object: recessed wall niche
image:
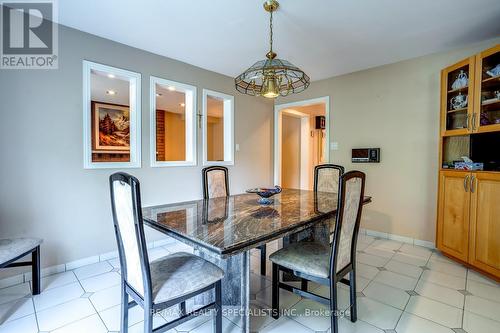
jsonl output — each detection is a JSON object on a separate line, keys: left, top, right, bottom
{"left": 83, "top": 61, "right": 141, "bottom": 169}
{"left": 149, "top": 76, "right": 197, "bottom": 167}
{"left": 202, "top": 89, "right": 234, "bottom": 166}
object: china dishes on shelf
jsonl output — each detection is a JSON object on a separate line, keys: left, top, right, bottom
{"left": 482, "top": 98, "right": 499, "bottom": 105}
{"left": 486, "top": 64, "right": 500, "bottom": 78}
{"left": 450, "top": 92, "right": 468, "bottom": 110}
{"left": 451, "top": 70, "right": 469, "bottom": 90}
{"left": 480, "top": 113, "right": 500, "bottom": 126}
{"left": 481, "top": 91, "right": 500, "bottom": 106}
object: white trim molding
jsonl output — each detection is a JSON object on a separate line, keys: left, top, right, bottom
{"left": 202, "top": 89, "right": 235, "bottom": 166}
{"left": 149, "top": 76, "right": 197, "bottom": 167}
{"left": 82, "top": 60, "right": 142, "bottom": 169}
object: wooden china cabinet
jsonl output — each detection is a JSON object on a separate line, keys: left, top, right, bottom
{"left": 437, "top": 44, "right": 500, "bottom": 280}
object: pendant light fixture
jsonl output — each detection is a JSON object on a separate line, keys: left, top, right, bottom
{"left": 234, "top": 0, "right": 310, "bottom": 98}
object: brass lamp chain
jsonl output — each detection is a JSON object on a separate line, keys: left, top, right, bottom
{"left": 269, "top": 9, "right": 273, "bottom": 56}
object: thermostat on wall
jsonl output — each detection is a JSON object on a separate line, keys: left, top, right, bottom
{"left": 352, "top": 148, "right": 380, "bottom": 163}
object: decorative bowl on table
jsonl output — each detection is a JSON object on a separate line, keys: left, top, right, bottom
{"left": 246, "top": 186, "right": 282, "bottom": 205}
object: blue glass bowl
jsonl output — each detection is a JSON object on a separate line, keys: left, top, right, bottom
{"left": 246, "top": 186, "right": 282, "bottom": 205}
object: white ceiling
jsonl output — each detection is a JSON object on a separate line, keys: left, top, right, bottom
{"left": 60, "top": 0, "right": 500, "bottom": 81}
{"left": 91, "top": 70, "right": 130, "bottom": 105}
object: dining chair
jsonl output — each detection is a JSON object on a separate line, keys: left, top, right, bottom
{"left": 110, "top": 172, "right": 224, "bottom": 333}
{"left": 0, "top": 238, "right": 42, "bottom": 295}
{"left": 314, "top": 164, "right": 345, "bottom": 193}
{"left": 269, "top": 171, "right": 366, "bottom": 333}
{"left": 202, "top": 166, "right": 268, "bottom": 276}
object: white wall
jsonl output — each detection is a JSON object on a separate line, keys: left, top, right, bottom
{"left": 0, "top": 24, "right": 274, "bottom": 276}
{"left": 277, "top": 38, "right": 500, "bottom": 242}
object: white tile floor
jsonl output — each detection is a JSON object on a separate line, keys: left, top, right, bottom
{"left": 0, "top": 235, "right": 499, "bottom": 333}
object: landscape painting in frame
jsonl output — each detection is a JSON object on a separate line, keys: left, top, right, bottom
{"left": 93, "top": 102, "right": 130, "bottom": 152}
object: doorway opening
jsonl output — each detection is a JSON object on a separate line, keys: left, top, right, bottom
{"left": 274, "top": 97, "right": 330, "bottom": 189}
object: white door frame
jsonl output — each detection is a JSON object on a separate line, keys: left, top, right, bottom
{"left": 274, "top": 96, "right": 330, "bottom": 186}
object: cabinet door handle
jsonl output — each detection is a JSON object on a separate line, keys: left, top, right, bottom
{"left": 464, "top": 175, "right": 470, "bottom": 192}
{"left": 472, "top": 113, "right": 477, "bottom": 131}
{"left": 466, "top": 114, "right": 471, "bottom": 131}
{"left": 470, "top": 175, "right": 476, "bottom": 193}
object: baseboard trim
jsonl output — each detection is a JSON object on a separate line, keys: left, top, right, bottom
{"left": 0, "top": 236, "right": 177, "bottom": 289}
{"left": 360, "top": 228, "right": 435, "bottom": 249}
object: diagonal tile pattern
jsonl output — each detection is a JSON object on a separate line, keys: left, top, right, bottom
{"left": 0, "top": 236, "right": 499, "bottom": 332}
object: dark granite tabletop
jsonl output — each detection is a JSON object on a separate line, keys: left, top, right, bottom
{"left": 143, "top": 189, "right": 372, "bottom": 256}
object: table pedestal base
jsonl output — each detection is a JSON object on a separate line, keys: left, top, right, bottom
{"left": 188, "top": 217, "right": 330, "bottom": 332}
{"left": 193, "top": 247, "right": 250, "bottom": 332}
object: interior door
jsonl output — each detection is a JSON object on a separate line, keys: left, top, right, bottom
{"left": 468, "top": 172, "right": 500, "bottom": 278}
{"left": 437, "top": 170, "right": 471, "bottom": 262}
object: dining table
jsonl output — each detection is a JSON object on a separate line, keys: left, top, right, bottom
{"left": 142, "top": 188, "right": 372, "bottom": 332}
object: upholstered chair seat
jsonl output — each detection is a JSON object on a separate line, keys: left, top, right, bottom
{"left": 0, "top": 238, "right": 42, "bottom": 264}
{"left": 150, "top": 252, "right": 224, "bottom": 303}
{"left": 269, "top": 241, "right": 330, "bottom": 278}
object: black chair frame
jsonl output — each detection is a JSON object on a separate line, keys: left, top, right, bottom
{"left": 202, "top": 166, "right": 267, "bottom": 276}
{"left": 110, "top": 172, "right": 222, "bottom": 333}
{"left": 0, "top": 246, "right": 40, "bottom": 295}
{"left": 272, "top": 171, "right": 366, "bottom": 333}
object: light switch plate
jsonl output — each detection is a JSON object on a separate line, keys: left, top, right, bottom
{"left": 235, "top": 144, "right": 240, "bottom": 152}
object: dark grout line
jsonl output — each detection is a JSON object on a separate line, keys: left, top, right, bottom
{"left": 29, "top": 284, "right": 41, "bottom": 333}
{"left": 461, "top": 269, "right": 468, "bottom": 329}
{"left": 74, "top": 275, "right": 109, "bottom": 332}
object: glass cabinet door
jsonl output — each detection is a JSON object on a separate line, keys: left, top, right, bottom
{"left": 474, "top": 44, "right": 500, "bottom": 133}
{"left": 441, "top": 57, "right": 475, "bottom": 135}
